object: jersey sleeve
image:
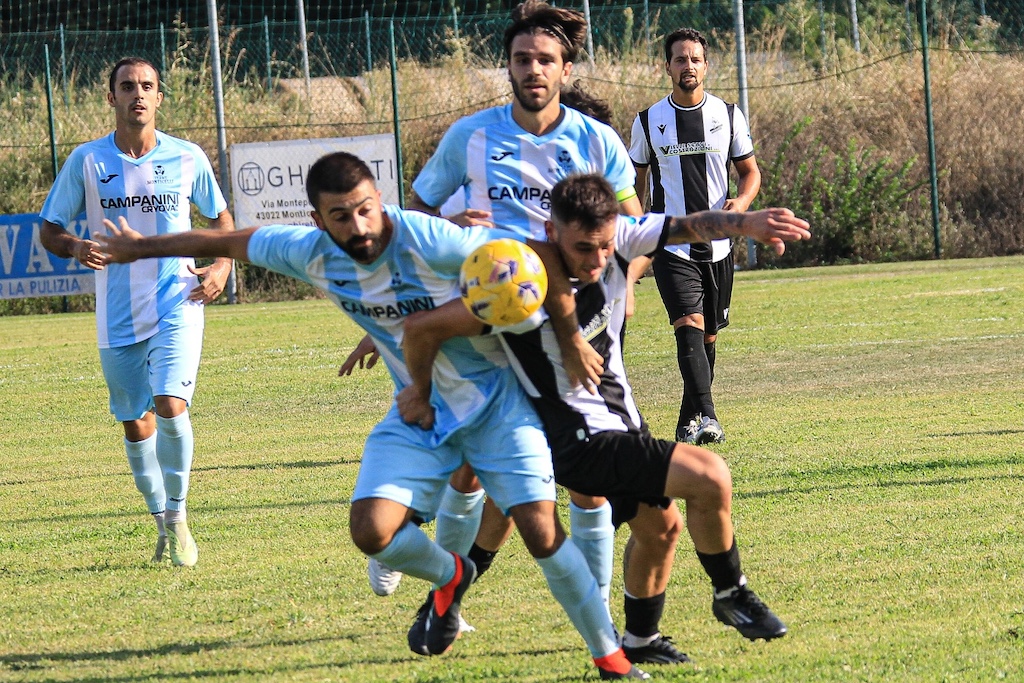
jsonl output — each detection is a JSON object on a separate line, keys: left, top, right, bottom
{"left": 40, "top": 147, "right": 87, "bottom": 227}
{"left": 599, "top": 126, "right": 637, "bottom": 202}
{"left": 411, "top": 123, "right": 471, "bottom": 210}
{"left": 731, "top": 107, "right": 755, "bottom": 162}
{"left": 628, "top": 113, "right": 650, "bottom": 167}
{"left": 187, "top": 144, "right": 228, "bottom": 219}
{"left": 246, "top": 224, "right": 322, "bottom": 285}
{"left": 392, "top": 207, "right": 522, "bottom": 275}
{"left": 616, "top": 214, "right": 668, "bottom": 261}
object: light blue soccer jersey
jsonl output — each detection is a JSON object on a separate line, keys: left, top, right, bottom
{"left": 412, "top": 104, "right": 636, "bottom": 241}
{"left": 246, "top": 206, "right": 523, "bottom": 442}
{"left": 41, "top": 131, "right": 226, "bottom": 348}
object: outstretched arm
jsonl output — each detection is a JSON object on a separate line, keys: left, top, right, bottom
{"left": 665, "top": 208, "right": 810, "bottom": 256}
{"left": 187, "top": 209, "right": 237, "bottom": 304}
{"left": 96, "top": 216, "right": 256, "bottom": 263}
{"left": 399, "top": 300, "right": 486, "bottom": 429}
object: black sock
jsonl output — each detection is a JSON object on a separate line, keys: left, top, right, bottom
{"left": 696, "top": 538, "right": 743, "bottom": 593}
{"left": 704, "top": 340, "right": 717, "bottom": 385}
{"left": 674, "top": 325, "right": 716, "bottom": 431}
{"left": 468, "top": 543, "right": 498, "bottom": 581}
{"left": 624, "top": 592, "right": 666, "bottom": 639}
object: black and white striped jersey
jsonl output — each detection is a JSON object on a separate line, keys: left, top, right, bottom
{"left": 498, "top": 214, "right": 669, "bottom": 452}
{"left": 629, "top": 93, "right": 753, "bottom": 263}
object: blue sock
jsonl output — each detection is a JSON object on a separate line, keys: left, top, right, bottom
{"left": 536, "top": 540, "right": 620, "bottom": 658}
{"left": 155, "top": 412, "right": 194, "bottom": 514}
{"left": 372, "top": 522, "right": 456, "bottom": 587}
{"left": 124, "top": 434, "right": 164, "bottom": 513}
{"left": 570, "top": 501, "right": 615, "bottom": 610}
{"left": 434, "top": 485, "right": 485, "bottom": 555}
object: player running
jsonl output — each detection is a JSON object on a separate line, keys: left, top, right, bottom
{"left": 95, "top": 152, "right": 650, "bottom": 680}
{"left": 39, "top": 57, "right": 235, "bottom": 567}
{"left": 399, "top": 174, "right": 810, "bottom": 661}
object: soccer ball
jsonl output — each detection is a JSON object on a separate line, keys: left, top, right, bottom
{"left": 459, "top": 238, "right": 548, "bottom": 326}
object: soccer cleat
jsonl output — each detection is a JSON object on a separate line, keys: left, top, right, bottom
{"left": 368, "top": 557, "right": 404, "bottom": 596}
{"left": 407, "top": 591, "right": 433, "bottom": 656}
{"left": 595, "top": 649, "right": 652, "bottom": 680}
{"left": 166, "top": 520, "right": 198, "bottom": 567}
{"left": 623, "top": 635, "right": 691, "bottom": 664}
{"left": 151, "top": 535, "right": 168, "bottom": 563}
{"left": 676, "top": 416, "right": 701, "bottom": 443}
{"left": 712, "top": 585, "right": 787, "bottom": 641}
{"left": 424, "top": 554, "right": 477, "bottom": 655}
{"left": 408, "top": 589, "right": 476, "bottom": 657}
{"left": 680, "top": 415, "right": 725, "bottom": 445}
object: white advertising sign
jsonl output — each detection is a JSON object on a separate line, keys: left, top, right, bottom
{"left": 229, "top": 135, "right": 399, "bottom": 228}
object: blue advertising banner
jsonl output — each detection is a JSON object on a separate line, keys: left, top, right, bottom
{"left": 0, "top": 213, "right": 95, "bottom": 300}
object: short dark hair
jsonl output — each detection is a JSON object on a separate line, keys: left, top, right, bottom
{"left": 550, "top": 174, "right": 619, "bottom": 233}
{"left": 108, "top": 57, "right": 160, "bottom": 94}
{"left": 503, "top": 0, "right": 587, "bottom": 64}
{"left": 306, "top": 152, "right": 376, "bottom": 209}
{"left": 664, "top": 27, "right": 708, "bottom": 63}
{"left": 560, "top": 81, "right": 613, "bottom": 125}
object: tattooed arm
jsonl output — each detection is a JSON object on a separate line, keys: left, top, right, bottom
{"left": 664, "top": 208, "right": 810, "bottom": 256}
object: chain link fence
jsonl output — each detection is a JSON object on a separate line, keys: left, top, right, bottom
{"left": 2, "top": 0, "right": 1021, "bottom": 276}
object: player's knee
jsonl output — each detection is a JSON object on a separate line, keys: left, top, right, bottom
{"left": 631, "top": 506, "right": 683, "bottom": 552}
{"left": 509, "top": 502, "right": 564, "bottom": 558}
{"left": 349, "top": 502, "right": 395, "bottom": 555}
{"left": 698, "top": 455, "right": 733, "bottom": 508}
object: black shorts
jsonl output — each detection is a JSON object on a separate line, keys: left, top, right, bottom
{"left": 652, "top": 250, "right": 734, "bottom": 333}
{"left": 552, "top": 430, "right": 674, "bottom": 527}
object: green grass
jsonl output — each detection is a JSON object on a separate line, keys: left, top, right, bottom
{"left": 2, "top": 258, "right": 1023, "bottom": 682}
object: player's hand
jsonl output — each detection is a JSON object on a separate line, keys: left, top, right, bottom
{"left": 187, "top": 261, "right": 230, "bottom": 304}
{"left": 444, "top": 208, "right": 494, "bottom": 228}
{"left": 95, "top": 216, "right": 143, "bottom": 264}
{"left": 559, "top": 332, "right": 603, "bottom": 395}
{"left": 396, "top": 385, "right": 435, "bottom": 430}
{"left": 747, "top": 208, "right": 811, "bottom": 256}
{"left": 339, "top": 335, "right": 380, "bottom": 375}
{"left": 72, "top": 238, "right": 107, "bottom": 271}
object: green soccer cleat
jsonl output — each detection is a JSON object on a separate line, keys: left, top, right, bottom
{"left": 166, "top": 520, "right": 199, "bottom": 567}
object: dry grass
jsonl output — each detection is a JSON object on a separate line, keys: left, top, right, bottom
{"left": 3, "top": 46, "right": 1022, "bottom": 257}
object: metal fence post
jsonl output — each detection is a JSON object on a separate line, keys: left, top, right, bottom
{"left": 389, "top": 21, "right": 405, "bottom": 207}
{"left": 160, "top": 23, "right": 167, "bottom": 77}
{"left": 850, "top": 0, "right": 862, "bottom": 52}
{"left": 59, "top": 24, "right": 68, "bottom": 107}
{"left": 583, "top": 0, "right": 595, "bottom": 64}
{"left": 919, "top": 0, "right": 941, "bottom": 257}
{"left": 365, "top": 11, "right": 372, "bottom": 73}
{"left": 264, "top": 16, "right": 272, "bottom": 92}
{"left": 296, "top": 0, "right": 311, "bottom": 100}
{"left": 44, "top": 45, "right": 59, "bottom": 180}
{"left": 732, "top": 0, "right": 757, "bottom": 268}
{"left": 206, "top": 0, "right": 236, "bottom": 302}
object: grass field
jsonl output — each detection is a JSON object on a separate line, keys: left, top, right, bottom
{"left": 2, "top": 257, "right": 1022, "bottom": 682}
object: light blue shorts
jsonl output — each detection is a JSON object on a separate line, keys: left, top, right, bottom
{"left": 352, "top": 382, "right": 555, "bottom": 521}
{"left": 98, "top": 324, "right": 204, "bottom": 421}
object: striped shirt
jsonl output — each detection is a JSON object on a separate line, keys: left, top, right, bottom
{"left": 41, "top": 131, "right": 226, "bottom": 348}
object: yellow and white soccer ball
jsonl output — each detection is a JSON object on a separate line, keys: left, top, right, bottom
{"left": 459, "top": 238, "right": 548, "bottom": 326}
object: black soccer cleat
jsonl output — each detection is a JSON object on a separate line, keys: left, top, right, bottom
{"left": 623, "top": 635, "right": 691, "bottom": 664}
{"left": 424, "top": 554, "right": 477, "bottom": 655}
{"left": 712, "top": 585, "right": 787, "bottom": 641}
{"left": 407, "top": 590, "right": 433, "bottom": 656}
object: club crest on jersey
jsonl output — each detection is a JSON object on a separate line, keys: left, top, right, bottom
{"left": 709, "top": 118, "right": 724, "bottom": 134}
{"left": 149, "top": 164, "right": 175, "bottom": 185}
{"left": 391, "top": 272, "right": 403, "bottom": 288}
{"left": 555, "top": 149, "right": 574, "bottom": 174}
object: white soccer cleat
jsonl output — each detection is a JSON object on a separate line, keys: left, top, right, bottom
{"left": 368, "top": 557, "right": 403, "bottom": 596}
{"left": 458, "top": 613, "right": 476, "bottom": 634}
{"left": 166, "top": 520, "right": 198, "bottom": 567}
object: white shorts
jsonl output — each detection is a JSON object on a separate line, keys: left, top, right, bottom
{"left": 352, "top": 380, "right": 555, "bottom": 520}
{"left": 99, "top": 323, "right": 204, "bottom": 421}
